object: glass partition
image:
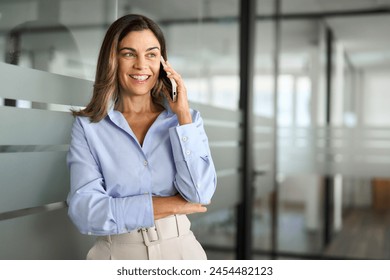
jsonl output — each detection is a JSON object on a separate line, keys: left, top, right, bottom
{"left": 255, "top": 0, "right": 390, "bottom": 259}
{"left": 0, "top": 0, "right": 117, "bottom": 81}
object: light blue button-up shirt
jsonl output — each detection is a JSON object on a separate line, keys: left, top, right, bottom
{"left": 66, "top": 107, "right": 217, "bottom": 236}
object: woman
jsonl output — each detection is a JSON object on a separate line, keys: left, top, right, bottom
{"left": 66, "top": 14, "right": 217, "bottom": 260}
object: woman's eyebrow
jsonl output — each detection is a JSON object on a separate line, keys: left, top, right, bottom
{"left": 146, "top": 46, "right": 160, "bottom": 52}
{"left": 118, "top": 46, "right": 160, "bottom": 52}
{"left": 118, "top": 47, "right": 136, "bottom": 52}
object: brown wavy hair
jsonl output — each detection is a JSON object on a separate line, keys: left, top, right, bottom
{"left": 73, "top": 14, "right": 169, "bottom": 122}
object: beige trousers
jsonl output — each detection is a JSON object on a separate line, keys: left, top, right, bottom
{"left": 86, "top": 214, "right": 207, "bottom": 260}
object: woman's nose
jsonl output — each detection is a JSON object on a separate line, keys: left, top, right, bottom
{"left": 133, "top": 56, "right": 147, "bottom": 69}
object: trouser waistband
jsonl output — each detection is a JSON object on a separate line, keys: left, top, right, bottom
{"left": 101, "top": 214, "right": 191, "bottom": 247}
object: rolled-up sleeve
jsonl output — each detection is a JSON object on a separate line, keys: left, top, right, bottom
{"left": 169, "top": 111, "right": 217, "bottom": 204}
{"left": 66, "top": 118, "right": 154, "bottom": 235}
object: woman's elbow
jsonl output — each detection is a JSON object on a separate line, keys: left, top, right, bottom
{"left": 182, "top": 175, "right": 216, "bottom": 205}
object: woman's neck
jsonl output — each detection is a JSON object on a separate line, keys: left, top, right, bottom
{"left": 117, "top": 94, "right": 163, "bottom": 115}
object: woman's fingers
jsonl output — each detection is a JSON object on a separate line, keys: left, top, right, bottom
{"left": 163, "top": 61, "right": 184, "bottom": 88}
{"left": 184, "top": 202, "right": 207, "bottom": 214}
{"left": 161, "top": 61, "right": 191, "bottom": 124}
{"left": 174, "top": 194, "right": 207, "bottom": 214}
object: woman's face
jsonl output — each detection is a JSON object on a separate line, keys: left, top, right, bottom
{"left": 117, "top": 29, "right": 161, "bottom": 98}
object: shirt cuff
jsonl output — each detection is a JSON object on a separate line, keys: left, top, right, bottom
{"left": 116, "top": 193, "right": 154, "bottom": 233}
{"left": 169, "top": 122, "right": 208, "bottom": 162}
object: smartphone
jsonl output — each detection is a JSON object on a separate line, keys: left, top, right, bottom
{"left": 160, "top": 56, "right": 177, "bottom": 102}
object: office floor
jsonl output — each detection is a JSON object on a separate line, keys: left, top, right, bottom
{"left": 194, "top": 206, "right": 390, "bottom": 260}
{"left": 324, "top": 208, "right": 390, "bottom": 259}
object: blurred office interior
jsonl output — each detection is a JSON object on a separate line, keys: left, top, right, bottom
{"left": 1, "top": 0, "right": 390, "bottom": 260}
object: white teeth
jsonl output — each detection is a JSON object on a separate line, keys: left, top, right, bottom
{"left": 130, "top": 75, "right": 149, "bottom": 81}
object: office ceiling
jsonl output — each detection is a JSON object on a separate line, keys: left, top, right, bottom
{"left": 125, "top": 0, "right": 390, "bottom": 71}
{"left": 280, "top": 0, "right": 390, "bottom": 14}
{"left": 326, "top": 15, "right": 390, "bottom": 70}
{"left": 279, "top": 0, "right": 390, "bottom": 70}
{"left": 1, "top": 0, "right": 390, "bottom": 72}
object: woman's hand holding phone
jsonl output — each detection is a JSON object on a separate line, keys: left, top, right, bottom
{"left": 160, "top": 56, "right": 177, "bottom": 102}
{"left": 160, "top": 57, "right": 192, "bottom": 125}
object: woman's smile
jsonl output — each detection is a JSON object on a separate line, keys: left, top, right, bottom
{"left": 128, "top": 74, "right": 151, "bottom": 83}
{"left": 129, "top": 74, "right": 150, "bottom": 81}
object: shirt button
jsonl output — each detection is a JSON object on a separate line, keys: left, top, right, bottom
{"left": 143, "top": 160, "right": 148, "bottom": 166}
{"left": 182, "top": 136, "right": 188, "bottom": 142}
{"left": 185, "top": 150, "right": 191, "bottom": 155}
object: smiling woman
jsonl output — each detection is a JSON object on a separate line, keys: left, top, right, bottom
{"left": 66, "top": 14, "right": 217, "bottom": 260}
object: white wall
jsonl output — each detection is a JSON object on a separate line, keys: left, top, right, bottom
{"left": 362, "top": 68, "right": 390, "bottom": 127}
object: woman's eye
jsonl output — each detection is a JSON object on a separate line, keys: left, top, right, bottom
{"left": 147, "top": 53, "right": 157, "bottom": 58}
{"left": 123, "top": 52, "right": 135, "bottom": 57}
